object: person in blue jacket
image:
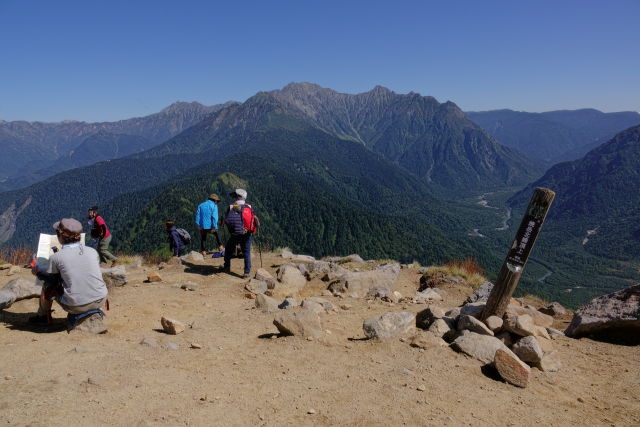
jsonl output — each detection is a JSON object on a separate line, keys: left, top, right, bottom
{"left": 165, "top": 220, "right": 186, "bottom": 257}
{"left": 195, "top": 194, "right": 222, "bottom": 256}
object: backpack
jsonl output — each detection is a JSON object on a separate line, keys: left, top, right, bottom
{"left": 226, "top": 204, "right": 257, "bottom": 235}
{"left": 175, "top": 228, "right": 191, "bottom": 245}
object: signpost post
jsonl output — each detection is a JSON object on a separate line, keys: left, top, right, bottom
{"left": 480, "top": 187, "right": 556, "bottom": 321}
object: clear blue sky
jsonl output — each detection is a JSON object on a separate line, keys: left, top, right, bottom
{"left": 1, "top": 0, "right": 638, "bottom": 122}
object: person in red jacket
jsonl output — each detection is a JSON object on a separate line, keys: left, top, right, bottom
{"left": 88, "top": 206, "right": 117, "bottom": 267}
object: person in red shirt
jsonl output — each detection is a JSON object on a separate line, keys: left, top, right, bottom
{"left": 88, "top": 206, "right": 117, "bottom": 267}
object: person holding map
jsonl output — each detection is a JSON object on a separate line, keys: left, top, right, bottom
{"left": 29, "top": 218, "right": 108, "bottom": 332}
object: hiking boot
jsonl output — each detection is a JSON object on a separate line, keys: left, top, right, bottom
{"left": 242, "top": 273, "right": 250, "bottom": 279}
{"left": 28, "top": 315, "right": 48, "bottom": 324}
{"left": 201, "top": 251, "right": 207, "bottom": 257}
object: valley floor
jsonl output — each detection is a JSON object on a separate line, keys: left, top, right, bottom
{"left": 0, "top": 253, "right": 639, "bottom": 426}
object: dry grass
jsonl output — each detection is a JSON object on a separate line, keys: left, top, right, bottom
{"left": 0, "top": 247, "right": 33, "bottom": 266}
{"left": 141, "top": 252, "right": 170, "bottom": 265}
{"left": 424, "top": 257, "right": 487, "bottom": 289}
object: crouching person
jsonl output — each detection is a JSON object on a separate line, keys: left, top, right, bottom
{"left": 29, "top": 218, "right": 108, "bottom": 334}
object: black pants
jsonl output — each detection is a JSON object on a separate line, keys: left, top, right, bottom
{"left": 223, "top": 234, "right": 252, "bottom": 275}
{"left": 199, "top": 229, "right": 222, "bottom": 252}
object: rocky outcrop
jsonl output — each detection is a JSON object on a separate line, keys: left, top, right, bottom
{"left": 565, "top": 284, "right": 640, "bottom": 343}
{"left": 0, "top": 277, "right": 42, "bottom": 310}
{"left": 328, "top": 263, "right": 400, "bottom": 298}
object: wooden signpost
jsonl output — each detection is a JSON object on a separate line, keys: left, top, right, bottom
{"left": 480, "top": 187, "right": 556, "bottom": 321}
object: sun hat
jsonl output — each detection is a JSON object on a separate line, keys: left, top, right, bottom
{"left": 53, "top": 218, "right": 83, "bottom": 235}
{"left": 208, "top": 193, "right": 221, "bottom": 202}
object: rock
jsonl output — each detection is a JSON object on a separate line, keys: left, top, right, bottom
{"left": 494, "top": 349, "right": 530, "bottom": 388}
{"left": 459, "top": 302, "right": 485, "bottom": 319}
{"left": 495, "top": 331, "right": 514, "bottom": 347}
{"left": 255, "top": 294, "right": 280, "bottom": 313}
{"left": 160, "top": 317, "right": 185, "bottom": 335}
{"left": 511, "top": 336, "right": 543, "bottom": 364}
{"left": 87, "top": 375, "right": 107, "bottom": 386}
{"left": 536, "top": 350, "right": 562, "bottom": 372}
{"left": 278, "top": 297, "right": 298, "bottom": 310}
{"left": 0, "top": 263, "right": 11, "bottom": 270}
{"left": 276, "top": 264, "right": 307, "bottom": 289}
{"left": 165, "top": 257, "right": 181, "bottom": 266}
{"left": 546, "top": 327, "right": 565, "bottom": 338}
{"left": 190, "top": 343, "right": 202, "bottom": 349}
{"left": 539, "top": 302, "right": 567, "bottom": 317}
{"left": 428, "top": 318, "right": 455, "bottom": 341}
{"left": 513, "top": 305, "right": 554, "bottom": 328}
{"left": 502, "top": 312, "right": 537, "bottom": 337}
{"left": 101, "top": 265, "right": 128, "bottom": 288}
{"left": 410, "top": 331, "right": 446, "bottom": 349}
{"left": 484, "top": 316, "right": 503, "bottom": 332}
{"left": 445, "top": 307, "right": 461, "bottom": 319}
{"left": 328, "top": 266, "right": 399, "bottom": 298}
{"left": 291, "top": 254, "right": 316, "bottom": 263}
{"left": 280, "top": 248, "right": 294, "bottom": 259}
{"left": 307, "top": 409, "right": 316, "bottom": 415}
{"left": 535, "top": 336, "right": 555, "bottom": 353}
{"left": 416, "top": 306, "right": 446, "bottom": 329}
{"left": 7, "top": 265, "right": 22, "bottom": 275}
{"left": 450, "top": 330, "right": 509, "bottom": 364}
{"left": 255, "top": 268, "right": 277, "bottom": 287}
{"left": 245, "top": 279, "right": 268, "bottom": 294}
{"left": 564, "top": 284, "right": 640, "bottom": 343}
{"left": 72, "top": 346, "right": 88, "bottom": 353}
{"left": 181, "top": 251, "right": 204, "bottom": 262}
{"left": 413, "top": 288, "right": 443, "bottom": 303}
{"left": 367, "top": 285, "right": 392, "bottom": 301}
{"left": 0, "top": 277, "right": 42, "bottom": 310}
{"left": 304, "top": 261, "right": 331, "bottom": 280}
{"left": 296, "top": 263, "right": 309, "bottom": 278}
{"left": 180, "top": 282, "right": 199, "bottom": 291}
{"left": 301, "top": 297, "right": 335, "bottom": 313}
{"left": 363, "top": 312, "right": 415, "bottom": 339}
{"left": 534, "top": 325, "right": 551, "bottom": 340}
{"left": 147, "top": 272, "right": 162, "bottom": 283}
{"left": 458, "top": 315, "right": 494, "bottom": 336}
{"left": 273, "top": 310, "right": 322, "bottom": 338}
{"left": 466, "top": 281, "right": 494, "bottom": 304}
{"left": 71, "top": 313, "right": 107, "bottom": 334}
{"left": 164, "top": 342, "right": 179, "bottom": 351}
{"left": 344, "top": 254, "right": 364, "bottom": 263}
{"left": 417, "top": 384, "right": 426, "bottom": 391}
{"left": 140, "top": 337, "right": 160, "bottom": 348}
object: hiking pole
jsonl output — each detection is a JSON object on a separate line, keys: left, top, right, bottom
{"left": 254, "top": 233, "right": 263, "bottom": 269}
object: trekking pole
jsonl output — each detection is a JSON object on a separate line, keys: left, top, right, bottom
{"left": 254, "top": 233, "right": 263, "bottom": 269}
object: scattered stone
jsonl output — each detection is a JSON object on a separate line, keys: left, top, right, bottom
{"left": 459, "top": 302, "right": 485, "bottom": 319}
{"left": 140, "top": 337, "right": 160, "bottom": 348}
{"left": 301, "top": 297, "right": 335, "bottom": 313}
{"left": 72, "top": 313, "right": 107, "bottom": 334}
{"left": 535, "top": 336, "right": 555, "bottom": 353}
{"left": 180, "top": 282, "right": 199, "bottom": 291}
{"left": 410, "top": 331, "right": 446, "bottom": 349}
{"left": 273, "top": 310, "right": 323, "bottom": 338}
{"left": 190, "top": 343, "right": 202, "bottom": 349}
{"left": 245, "top": 279, "right": 267, "bottom": 294}
{"left": 363, "top": 312, "right": 415, "bottom": 339}
{"left": 4, "top": 375, "right": 14, "bottom": 380}
{"left": 416, "top": 306, "right": 446, "bottom": 329}
{"left": 494, "top": 349, "right": 530, "bottom": 388}
{"left": 466, "top": 281, "right": 494, "bottom": 304}
{"left": 484, "top": 316, "right": 503, "bottom": 332}
{"left": 0, "top": 277, "right": 42, "bottom": 310}
{"left": 181, "top": 251, "right": 205, "bottom": 262}
{"left": 511, "top": 336, "right": 544, "bottom": 364}
{"left": 536, "top": 350, "right": 562, "bottom": 372}
{"left": 147, "top": 271, "right": 162, "bottom": 283}
{"left": 513, "top": 305, "right": 554, "bottom": 328}
{"left": 450, "top": 330, "right": 509, "bottom": 364}
{"left": 161, "top": 317, "right": 185, "bottom": 335}
{"left": 502, "top": 312, "right": 537, "bottom": 337}
{"left": 255, "top": 294, "right": 280, "bottom": 313}
{"left": 417, "top": 384, "right": 426, "bottom": 391}
{"left": 428, "top": 318, "right": 455, "bottom": 341}
{"left": 307, "top": 409, "right": 316, "bottom": 415}
{"left": 564, "top": 284, "right": 640, "bottom": 344}
{"left": 280, "top": 248, "right": 294, "bottom": 259}
{"left": 413, "top": 288, "right": 443, "bottom": 303}
{"left": 101, "top": 265, "right": 128, "bottom": 288}
{"left": 255, "top": 268, "right": 277, "bottom": 289}
{"left": 495, "top": 331, "right": 514, "bottom": 347}
{"left": 278, "top": 297, "right": 298, "bottom": 310}
{"left": 276, "top": 264, "right": 307, "bottom": 289}
{"left": 539, "top": 302, "right": 567, "bottom": 317}
{"left": 458, "top": 315, "right": 494, "bottom": 336}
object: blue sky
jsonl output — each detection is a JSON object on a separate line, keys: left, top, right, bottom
{"left": 1, "top": 0, "right": 638, "bottom": 122}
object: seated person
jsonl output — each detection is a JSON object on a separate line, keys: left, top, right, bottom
{"left": 29, "top": 218, "right": 108, "bottom": 331}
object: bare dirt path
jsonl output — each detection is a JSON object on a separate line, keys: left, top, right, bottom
{"left": 1, "top": 253, "right": 639, "bottom": 426}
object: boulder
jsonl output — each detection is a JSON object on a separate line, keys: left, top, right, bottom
{"left": 160, "top": 317, "right": 185, "bottom": 335}
{"left": 245, "top": 279, "right": 268, "bottom": 295}
{"left": 410, "top": 331, "right": 446, "bottom": 349}
{"left": 494, "top": 349, "right": 530, "bottom": 388}
{"left": 428, "top": 318, "right": 455, "bottom": 341}
{"left": 458, "top": 315, "right": 494, "bottom": 336}
{"left": 495, "top": 331, "right": 514, "bottom": 347}
{"left": 278, "top": 297, "right": 298, "bottom": 310}
{"left": 445, "top": 307, "right": 461, "bottom": 319}
{"left": 367, "top": 285, "right": 396, "bottom": 302}
{"left": 513, "top": 305, "right": 554, "bottom": 328}
{"left": 301, "top": 297, "right": 335, "bottom": 313}
{"left": 255, "top": 294, "right": 280, "bottom": 313}
{"left": 564, "top": 284, "right": 640, "bottom": 344}
{"left": 459, "top": 302, "right": 485, "bottom": 319}
{"left": 536, "top": 350, "right": 562, "bottom": 372}
{"left": 296, "top": 263, "right": 309, "bottom": 278}
{"left": 344, "top": 254, "right": 364, "bottom": 263}
{"left": 147, "top": 272, "right": 162, "bottom": 283}
{"left": 273, "top": 310, "right": 322, "bottom": 338}
{"left": 255, "top": 268, "right": 277, "bottom": 289}
{"left": 511, "top": 336, "right": 543, "bottom": 364}
{"left": 101, "top": 265, "right": 128, "bottom": 288}
{"left": 412, "top": 288, "right": 443, "bottom": 303}
{"left": 181, "top": 251, "right": 204, "bottom": 262}
{"left": 0, "top": 277, "right": 42, "bottom": 310}
{"left": 291, "top": 254, "right": 316, "bottom": 263}
{"left": 450, "top": 330, "right": 509, "bottom": 364}
{"left": 276, "top": 264, "right": 307, "bottom": 289}
{"left": 304, "top": 261, "right": 331, "bottom": 280}
{"left": 466, "top": 281, "right": 494, "bottom": 304}
{"left": 502, "top": 312, "right": 537, "bottom": 337}
{"left": 484, "top": 316, "right": 503, "bottom": 332}
{"left": 535, "top": 336, "right": 555, "bottom": 353}
{"left": 539, "top": 302, "right": 567, "bottom": 317}
{"left": 328, "top": 265, "right": 399, "bottom": 298}
{"left": 72, "top": 313, "right": 107, "bottom": 334}
{"left": 280, "top": 248, "right": 294, "bottom": 259}
{"left": 416, "top": 306, "right": 446, "bottom": 329}
{"left": 363, "top": 312, "right": 415, "bottom": 339}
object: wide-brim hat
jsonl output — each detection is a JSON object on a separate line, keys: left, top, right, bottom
{"left": 53, "top": 218, "right": 83, "bottom": 234}
{"left": 208, "top": 193, "right": 221, "bottom": 202}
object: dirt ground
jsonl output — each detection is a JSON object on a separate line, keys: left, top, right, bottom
{"left": 1, "top": 253, "right": 639, "bottom": 426}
